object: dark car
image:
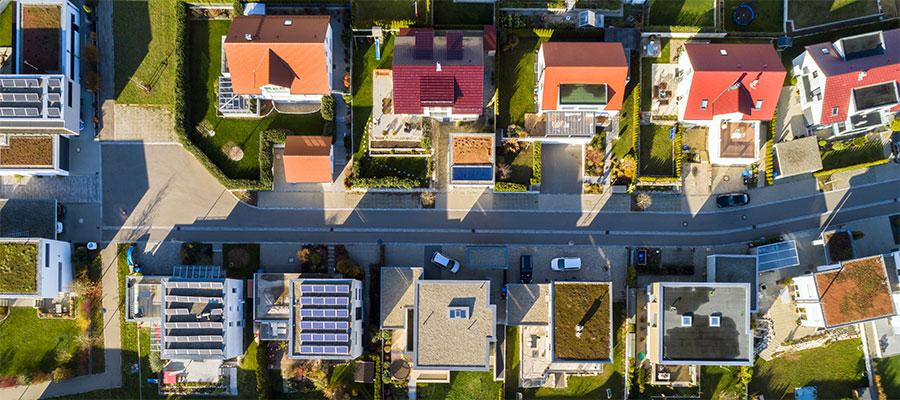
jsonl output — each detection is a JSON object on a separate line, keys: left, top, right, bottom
{"left": 519, "top": 255, "right": 533, "bottom": 284}
{"left": 716, "top": 192, "right": 750, "bottom": 208}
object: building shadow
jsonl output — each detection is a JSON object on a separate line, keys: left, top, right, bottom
{"left": 110, "top": 0, "right": 150, "bottom": 99}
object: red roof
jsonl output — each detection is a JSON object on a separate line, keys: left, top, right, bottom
{"left": 539, "top": 42, "right": 629, "bottom": 111}
{"left": 682, "top": 44, "right": 785, "bottom": 121}
{"left": 283, "top": 136, "right": 332, "bottom": 183}
{"left": 483, "top": 25, "right": 496, "bottom": 52}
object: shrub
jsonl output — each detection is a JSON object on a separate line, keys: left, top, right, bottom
{"left": 892, "top": 117, "right": 900, "bottom": 132}
{"left": 180, "top": 242, "right": 212, "bottom": 265}
{"left": 496, "top": 163, "right": 512, "bottom": 180}
{"left": 637, "top": 364, "right": 647, "bottom": 393}
{"left": 740, "top": 366, "right": 753, "bottom": 385}
{"left": 321, "top": 95, "right": 335, "bottom": 121}
{"left": 374, "top": 354, "right": 383, "bottom": 400}
{"left": 494, "top": 182, "right": 528, "bottom": 192}
{"left": 633, "top": 192, "right": 652, "bottom": 211}
{"left": 336, "top": 259, "right": 363, "bottom": 279}
{"left": 765, "top": 110, "right": 777, "bottom": 184}
{"left": 256, "top": 343, "right": 270, "bottom": 400}
{"left": 673, "top": 123, "right": 683, "bottom": 177}
{"left": 626, "top": 265, "right": 637, "bottom": 287}
{"left": 148, "top": 351, "right": 165, "bottom": 373}
{"left": 852, "top": 135, "right": 869, "bottom": 147}
{"left": 530, "top": 142, "right": 542, "bottom": 186}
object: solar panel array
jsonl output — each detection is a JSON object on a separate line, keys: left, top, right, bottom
{"left": 300, "top": 284, "right": 350, "bottom": 294}
{"left": 300, "top": 321, "right": 349, "bottom": 331}
{"left": 414, "top": 30, "right": 435, "bottom": 60}
{"left": 756, "top": 241, "right": 800, "bottom": 271}
{"left": 298, "top": 345, "right": 349, "bottom": 355}
{"left": 299, "top": 333, "right": 350, "bottom": 343}
{"left": 446, "top": 32, "right": 464, "bottom": 60}
{"left": 452, "top": 165, "right": 493, "bottom": 182}
{"left": 300, "top": 309, "right": 349, "bottom": 318}
{"left": 0, "top": 107, "right": 39, "bottom": 117}
{"left": 0, "top": 93, "right": 40, "bottom": 102}
{"left": 0, "top": 78, "right": 40, "bottom": 88}
{"left": 301, "top": 296, "right": 349, "bottom": 306}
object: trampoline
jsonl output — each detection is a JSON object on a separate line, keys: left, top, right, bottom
{"left": 732, "top": 3, "right": 757, "bottom": 27}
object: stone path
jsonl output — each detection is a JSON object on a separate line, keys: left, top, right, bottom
{"left": 0, "top": 175, "right": 100, "bottom": 203}
{"left": 100, "top": 104, "right": 177, "bottom": 143}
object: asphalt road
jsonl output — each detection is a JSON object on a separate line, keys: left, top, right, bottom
{"left": 104, "top": 177, "right": 900, "bottom": 246}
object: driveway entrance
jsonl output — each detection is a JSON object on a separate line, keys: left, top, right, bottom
{"left": 541, "top": 144, "right": 582, "bottom": 194}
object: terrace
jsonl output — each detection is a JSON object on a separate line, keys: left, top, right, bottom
{"left": 20, "top": 4, "right": 61, "bottom": 74}
{"left": 522, "top": 111, "right": 599, "bottom": 140}
{"left": 369, "top": 69, "right": 427, "bottom": 155}
{"left": 552, "top": 282, "right": 612, "bottom": 362}
{"left": 718, "top": 121, "right": 758, "bottom": 159}
{"left": 650, "top": 63, "right": 681, "bottom": 116}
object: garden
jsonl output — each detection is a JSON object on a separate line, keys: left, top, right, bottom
{"left": 638, "top": 124, "right": 676, "bottom": 177}
{"left": 819, "top": 134, "right": 886, "bottom": 171}
{"left": 433, "top": 0, "right": 494, "bottom": 28}
{"left": 498, "top": 31, "right": 544, "bottom": 128}
{"left": 876, "top": 355, "right": 900, "bottom": 398}
{"left": 788, "top": 0, "right": 880, "bottom": 30}
{"left": 418, "top": 371, "right": 502, "bottom": 400}
{"left": 494, "top": 140, "right": 537, "bottom": 192}
{"left": 723, "top": 0, "right": 784, "bottom": 32}
{"left": 113, "top": 0, "right": 179, "bottom": 106}
{"left": 352, "top": 0, "right": 427, "bottom": 28}
{"left": 646, "top": 0, "right": 715, "bottom": 29}
{"left": 749, "top": 338, "right": 866, "bottom": 399}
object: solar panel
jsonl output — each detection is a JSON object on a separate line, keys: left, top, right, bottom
{"left": 446, "top": 32, "right": 464, "bottom": 60}
{"left": 756, "top": 240, "right": 800, "bottom": 271}
{"left": 300, "top": 309, "right": 350, "bottom": 318}
{"left": 299, "top": 333, "right": 349, "bottom": 343}
{"left": 301, "top": 284, "right": 350, "bottom": 294}
{"left": 299, "top": 321, "right": 350, "bottom": 331}
{"left": 299, "top": 345, "right": 350, "bottom": 354}
{"left": 452, "top": 165, "right": 493, "bottom": 182}
{"left": 414, "top": 30, "right": 435, "bottom": 60}
{"left": 301, "top": 296, "right": 350, "bottom": 306}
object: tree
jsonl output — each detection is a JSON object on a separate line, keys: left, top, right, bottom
{"left": 148, "top": 351, "right": 165, "bottom": 373}
{"left": 321, "top": 95, "right": 335, "bottom": 121}
{"left": 336, "top": 259, "right": 363, "bottom": 279}
{"left": 256, "top": 343, "right": 271, "bottom": 400}
{"left": 496, "top": 163, "right": 512, "bottom": 180}
{"left": 740, "top": 366, "right": 753, "bottom": 385}
{"left": 634, "top": 192, "right": 652, "bottom": 211}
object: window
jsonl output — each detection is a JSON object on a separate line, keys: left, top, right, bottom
{"left": 232, "top": 288, "right": 236, "bottom": 293}
{"left": 832, "top": 106, "right": 839, "bottom": 116}
{"left": 710, "top": 315, "right": 721, "bottom": 327}
{"left": 681, "top": 314, "right": 692, "bottom": 327}
{"left": 448, "top": 306, "right": 470, "bottom": 319}
{"left": 237, "top": 321, "right": 242, "bottom": 327}
{"left": 44, "top": 244, "right": 50, "bottom": 268}
{"left": 67, "top": 82, "right": 72, "bottom": 108}
{"left": 228, "top": 322, "right": 233, "bottom": 327}
{"left": 700, "top": 99, "right": 708, "bottom": 109}
{"left": 755, "top": 100, "right": 763, "bottom": 109}
{"left": 812, "top": 71, "right": 818, "bottom": 78}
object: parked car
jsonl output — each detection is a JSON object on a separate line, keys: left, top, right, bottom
{"left": 890, "top": 131, "right": 900, "bottom": 164}
{"left": 716, "top": 192, "right": 750, "bottom": 208}
{"left": 431, "top": 251, "right": 460, "bottom": 273}
{"left": 550, "top": 257, "right": 582, "bottom": 271}
{"left": 519, "top": 255, "right": 533, "bottom": 284}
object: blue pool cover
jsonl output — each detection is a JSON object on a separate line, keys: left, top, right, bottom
{"left": 452, "top": 165, "right": 493, "bottom": 182}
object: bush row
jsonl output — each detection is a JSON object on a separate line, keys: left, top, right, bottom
{"left": 637, "top": 176, "right": 680, "bottom": 185}
{"left": 631, "top": 83, "right": 641, "bottom": 173}
{"left": 765, "top": 110, "right": 777, "bottom": 185}
{"left": 256, "top": 343, "right": 270, "bottom": 400}
{"left": 673, "top": 123, "right": 683, "bottom": 178}
{"left": 258, "top": 130, "right": 288, "bottom": 189}
{"left": 530, "top": 141, "right": 542, "bottom": 186}
{"left": 494, "top": 182, "right": 528, "bottom": 192}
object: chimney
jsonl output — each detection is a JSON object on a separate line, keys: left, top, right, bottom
{"left": 436, "top": 62, "right": 442, "bottom": 72}
{"left": 244, "top": 33, "right": 253, "bottom": 41}
{"left": 284, "top": 19, "right": 293, "bottom": 26}
{"left": 575, "top": 324, "right": 584, "bottom": 338}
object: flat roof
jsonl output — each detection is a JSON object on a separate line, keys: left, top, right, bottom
{"left": 254, "top": 273, "right": 300, "bottom": 320}
{"left": 415, "top": 280, "right": 496, "bottom": 369}
{"left": 552, "top": 282, "right": 612, "bottom": 362}
{"left": 708, "top": 255, "right": 758, "bottom": 311}
{"left": 291, "top": 279, "right": 359, "bottom": 358}
{"left": 506, "top": 283, "right": 549, "bottom": 326}
{"left": 815, "top": 255, "right": 895, "bottom": 327}
{"left": 659, "top": 283, "right": 752, "bottom": 364}
{"left": 0, "top": 241, "right": 38, "bottom": 294}
{"left": 380, "top": 267, "right": 422, "bottom": 329}
{"left": 774, "top": 136, "right": 823, "bottom": 178}
{"left": 0, "top": 199, "right": 55, "bottom": 239}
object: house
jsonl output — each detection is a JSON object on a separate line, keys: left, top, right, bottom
{"left": 676, "top": 44, "right": 786, "bottom": 165}
{"left": 772, "top": 136, "right": 824, "bottom": 179}
{"left": 792, "top": 254, "right": 897, "bottom": 328}
{"left": 380, "top": 268, "right": 499, "bottom": 386}
{"left": 392, "top": 29, "right": 485, "bottom": 121}
{"left": 506, "top": 282, "right": 613, "bottom": 389}
{"left": 0, "top": 0, "right": 81, "bottom": 176}
{"left": 221, "top": 15, "right": 333, "bottom": 116}
{"left": 289, "top": 278, "right": 364, "bottom": 360}
{"left": 282, "top": 136, "right": 334, "bottom": 183}
{"left": 0, "top": 238, "right": 72, "bottom": 301}
{"left": 791, "top": 29, "right": 900, "bottom": 138}
{"left": 646, "top": 282, "right": 753, "bottom": 367}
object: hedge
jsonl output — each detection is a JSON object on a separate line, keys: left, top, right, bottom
{"left": 632, "top": 83, "right": 641, "bottom": 171}
{"left": 494, "top": 182, "right": 528, "bottom": 192}
{"left": 321, "top": 94, "right": 335, "bottom": 121}
{"left": 351, "top": 176, "right": 425, "bottom": 189}
{"left": 373, "top": 353, "right": 382, "bottom": 400}
{"left": 258, "top": 129, "right": 288, "bottom": 189}
{"left": 530, "top": 141, "right": 542, "bottom": 186}
{"left": 765, "top": 110, "right": 777, "bottom": 185}
{"left": 637, "top": 176, "right": 680, "bottom": 185}
{"left": 673, "top": 122, "right": 683, "bottom": 178}
{"left": 256, "top": 342, "right": 270, "bottom": 400}
{"left": 813, "top": 158, "right": 889, "bottom": 178}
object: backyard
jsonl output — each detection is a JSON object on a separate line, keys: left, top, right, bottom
{"left": 188, "top": 20, "right": 326, "bottom": 180}
{"left": 499, "top": 32, "right": 543, "bottom": 128}
{"left": 434, "top": 0, "right": 494, "bottom": 27}
{"left": 750, "top": 339, "right": 866, "bottom": 399}
{"left": 647, "top": 0, "right": 715, "bottom": 28}
{"left": 640, "top": 38, "right": 670, "bottom": 112}
{"left": 495, "top": 141, "right": 535, "bottom": 191}
{"left": 876, "top": 355, "right": 900, "bottom": 397}
{"left": 639, "top": 124, "right": 675, "bottom": 177}
{"left": 0, "top": 307, "right": 84, "bottom": 380}
{"left": 352, "top": 0, "right": 427, "bottom": 28}
{"left": 820, "top": 135, "right": 886, "bottom": 171}
{"left": 417, "top": 371, "right": 501, "bottom": 400}
{"left": 113, "top": 0, "right": 178, "bottom": 106}
{"left": 724, "top": 0, "right": 784, "bottom": 32}
{"left": 352, "top": 35, "right": 394, "bottom": 151}
{"left": 788, "top": 0, "right": 880, "bottom": 29}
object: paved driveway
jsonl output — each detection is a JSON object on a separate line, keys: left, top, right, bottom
{"left": 541, "top": 144, "right": 583, "bottom": 194}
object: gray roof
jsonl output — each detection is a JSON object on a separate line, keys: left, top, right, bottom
{"left": 659, "top": 283, "right": 752, "bottom": 365}
{"left": 380, "top": 267, "right": 422, "bottom": 329}
{"left": 0, "top": 199, "right": 55, "bottom": 239}
{"left": 774, "top": 136, "right": 823, "bottom": 178}
{"left": 160, "top": 278, "right": 230, "bottom": 360}
{"left": 806, "top": 29, "right": 899, "bottom": 76}
{"left": 415, "top": 280, "right": 496, "bottom": 369}
{"left": 707, "top": 255, "right": 758, "bottom": 311}
{"left": 506, "top": 284, "right": 549, "bottom": 326}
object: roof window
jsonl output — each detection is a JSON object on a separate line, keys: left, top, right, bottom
{"left": 681, "top": 314, "right": 693, "bottom": 327}
{"left": 700, "top": 99, "right": 708, "bottom": 109}
{"left": 719, "top": 49, "right": 728, "bottom": 56}
{"left": 710, "top": 315, "right": 721, "bottom": 327}
{"left": 449, "top": 306, "right": 470, "bottom": 319}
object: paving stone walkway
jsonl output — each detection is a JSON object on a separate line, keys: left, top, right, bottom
{"left": 100, "top": 104, "right": 177, "bottom": 143}
{"left": 0, "top": 175, "right": 101, "bottom": 203}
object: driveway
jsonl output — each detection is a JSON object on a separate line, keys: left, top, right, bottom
{"left": 541, "top": 144, "right": 583, "bottom": 194}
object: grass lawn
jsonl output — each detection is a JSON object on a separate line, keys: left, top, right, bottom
{"left": 0, "top": 2, "right": 13, "bottom": 47}
{"left": 237, "top": 341, "right": 258, "bottom": 398}
{"left": 496, "top": 143, "right": 534, "bottom": 186}
{"left": 434, "top": 0, "right": 494, "bottom": 27}
{"left": 820, "top": 137, "right": 886, "bottom": 170}
{"left": 352, "top": 36, "right": 395, "bottom": 153}
{"left": 0, "top": 242, "right": 38, "bottom": 293}
{"left": 353, "top": 153, "right": 431, "bottom": 185}
{"left": 647, "top": 0, "right": 715, "bottom": 27}
{"left": 188, "top": 20, "right": 326, "bottom": 180}
{"left": 352, "top": 0, "right": 427, "bottom": 28}
{"left": 701, "top": 366, "right": 744, "bottom": 399}
{"left": 877, "top": 355, "right": 900, "bottom": 397}
{"left": 418, "top": 371, "right": 502, "bottom": 400}
{"left": 223, "top": 244, "right": 260, "bottom": 279}
{"left": 553, "top": 283, "right": 611, "bottom": 361}
{"left": 639, "top": 124, "right": 675, "bottom": 177}
{"left": 788, "top": 0, "right": 880, "bottom": 29}
{"left": 330, "top": 361, "right": 375, "bottom": 400}
{"left": 499, "top": 32, "right": 542, "bottom": 128}
{"left": 113, "top": 0, "right": 178, "bottom": 106}
{"left": 0, "top": 308, "right": 82, "bottom": 378}
{"left": 750, "top": 338, "right": 866, "bottom": 399}
{"left": 612, "top": 86, "right": 638, "bottom": 160}
{"left": 640, "top": 38, "right": 670, "bottom": 112}
{"left": 724, "top": 0, "right": 784, "bottom": 32}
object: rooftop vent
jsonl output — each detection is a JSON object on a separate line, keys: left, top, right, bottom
{"left": 858, "top": 70, "right": 867, "bottom": 81}
{"left": 710, "top": 315, "right": 721, "bottom": 327}
{"left": 681, "top": 314, "right": 693, "bottom": 327}
{"left": 436, "top": 62, "right": 442, "bottom": 72}
{"left": 244, "top": 33, "right": 253, "bottom": 41}
{"left": 284, "top": 19, "right": 293, "bottom": 26}
{"left": 719, "top": 49, "right": 728, "bottom": 56}
{"left": 821, "top": 48, "right": 830, "bottom": 55}
{"left": 448, "top": 306, "right": 469, "bottom": 320}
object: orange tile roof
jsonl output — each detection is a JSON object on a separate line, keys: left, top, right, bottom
{"left": 224, "top": 15, "right": 331, "bottom": 96}
{"left": 283, "top": 136, "right": 332, "bottom": 183}
{"left": 539, "top": 42, "right": 629, "bottom": 111}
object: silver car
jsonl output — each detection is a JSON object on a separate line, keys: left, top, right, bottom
{"left": 431, "top": 251, "right": 460, "bottom": 273}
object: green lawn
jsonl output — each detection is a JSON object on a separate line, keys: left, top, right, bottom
{"left": 750, "top": 339, "right": 866, "bottom": 399}
{"left": 499, "top": 32, "right": 543, "bottom": 128}
{"left": 113, "top": 0, "right": 178, "bottom": 106}
{"left": 0, "top": 308, "right": 83, "bottom": 378}
{"left": 640, "top": 38, "right": 670, "bottom": 112}
{"left": 222, "top": 244, "right": 260, "bottom": 279}
{"left": 820, "top": 137, "right": 886, "bottom": 170}
{"left": 434, "top": 0, "right": 494, "bottom": 27}
{"left": 237, "top": 341, "right": 258, "bottom": 398}
{"left": 612, "top": 86, "right": 638, "bottom": 160}
{"left": 0, "top": 242, "right": 38, "bottom": 293}
{"left": 352, "top": 0, "right": 428, "bottom": 28}
{"left": 647, "top": 0, "right": 715, "bottom": 27}
{"left": 188, "top": 20, "right": 326, "bottom": 180}
{"left": 418, "top": 371, "right": 502, "bottom": 400}
{"left": 877, "top": 355, "right": 900, "bottom": 398}
{"left": 496, "top": 142, "right": 535, "bottom": 187}
{"left": 639, "top": 125, "right": 675, "bottom": 177}
{"left": 724, "top": 0, "right": 784, "bottom": 32}
{"left": 788, "top": 0, "right": 880, "bottom": 29}
{"left": 701, "top": 366, "right": 744, "bottom": 399}
{"left": 0, "top": 1, "right": 13, "bottom": 47}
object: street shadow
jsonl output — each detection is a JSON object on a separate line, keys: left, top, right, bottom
{"left": 110, "top": 0, "right": 150, "bottom": 99}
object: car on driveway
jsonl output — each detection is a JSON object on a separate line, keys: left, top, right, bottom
{"left": 519, "top": 255, "right": 533, "bottom": 283}
{"left": 431, "top": 251, "right": 460, "bottom": 273}
{"left": 551, "top": 257, "right": 581, "bottom": 271}
{"left": 716, "top": 192, "right": 750, "bottom": 208}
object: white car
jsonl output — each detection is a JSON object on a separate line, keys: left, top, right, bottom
{"left": 551, "top": 257, "right": 582, "bottom": 271}
{"left": 431, "top": 251, "right": 460, "bottom": 273}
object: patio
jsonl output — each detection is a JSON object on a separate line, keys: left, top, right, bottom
{"left": 370, "top": 69, "right": 426, "bottom": 153}
{"left": 650, "top": 63, "right": 680, "bottom": 116}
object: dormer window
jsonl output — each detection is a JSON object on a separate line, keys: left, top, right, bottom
{"left": 700, "top": 99, "right": 708, "bottom": 110}
{"left": 681, "top": 314, "right": 693, "bottom": 327}
{"left": 448, "top": 306, "right": 470, "bottom": 319}
{"left": 831, "top": 106, "right": 839, "bottom": 116}
{"left": 710, "top": 315, "right": 721, "bottom": 327}
{"left": 755, "top": 100, "right": 763, "bottom": 110}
